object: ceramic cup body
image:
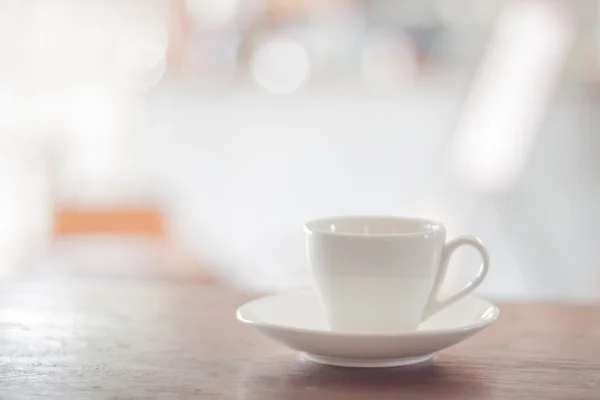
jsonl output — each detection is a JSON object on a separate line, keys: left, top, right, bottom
{"left": 305, "top": 216, "right": 489, "bottom": 333}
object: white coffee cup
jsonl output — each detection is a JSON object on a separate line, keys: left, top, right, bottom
{"left": 305, "top": 216, "right": 489, "bottom": 333}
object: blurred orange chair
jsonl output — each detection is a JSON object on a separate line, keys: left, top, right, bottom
{"left": 53, "top": 207, "right": 166, "bottom": 237}
{"left": 52, "top": 205, "right": 215, "bottom": 283}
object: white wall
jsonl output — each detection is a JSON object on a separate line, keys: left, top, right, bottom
{"left": 142, "top": 81, "right": 600, "bottom": 301}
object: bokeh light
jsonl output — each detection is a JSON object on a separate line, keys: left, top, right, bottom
{"left": 186, "top": 0, "right": 239, "bottom": 28}
{"left": 118, "top": 19, "right": 168, "bottom": 90}
{"left": 251, "top": 38, "right": 311, "bottom": 94}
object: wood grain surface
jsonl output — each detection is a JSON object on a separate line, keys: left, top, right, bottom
{"left": 0, "top": 278, "right": 599, "bottom": 399}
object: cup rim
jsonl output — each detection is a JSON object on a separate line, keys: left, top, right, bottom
{"left": 303, "top": 215, "right": 444, "bottom": 237}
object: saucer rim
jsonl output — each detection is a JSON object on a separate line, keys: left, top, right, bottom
{"left": 236, "top": 289, "right": 500, "bottom": 338}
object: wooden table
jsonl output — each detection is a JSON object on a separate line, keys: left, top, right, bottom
{"left": 1, "top": 278, "right": 599, "bottom": 399}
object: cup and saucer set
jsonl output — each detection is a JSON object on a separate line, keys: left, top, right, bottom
{"left": 237, "top": 216, "right": 499, "bottom": 368}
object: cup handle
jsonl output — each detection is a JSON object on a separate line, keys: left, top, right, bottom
{"left": 422, "top": 235, "right": 490, "bottom": 320}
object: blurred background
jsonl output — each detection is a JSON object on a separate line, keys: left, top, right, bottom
{"left": 0, "top": 0, "right": 598, "bottom": 301}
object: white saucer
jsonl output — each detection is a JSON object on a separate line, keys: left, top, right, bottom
{"left": 236, "top": 290, "right": 499, "bottom": 368}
